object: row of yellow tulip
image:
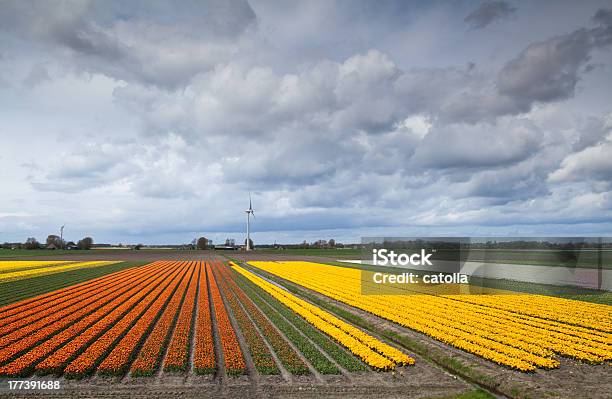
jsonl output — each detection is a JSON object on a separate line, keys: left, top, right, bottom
{"left": 232, "top": 264, "right": 414, "bottom": 370}
{"left": 263, "top": 266, "right": 548, "bottom": 371}
{"left": 456, "top": 294, "right": 610, "bottom": 333}
{"left": 0, "top": 261, "right": 73, "bottom": 273}
{"left": 0, "top": 261, "right": 120, "bottom": 282}
{"left": 249, "top": 261, "right": 611, "bottom": 372}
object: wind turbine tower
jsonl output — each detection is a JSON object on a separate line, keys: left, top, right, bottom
{"left": 245, "top": 194, "right": 255, "bottom": 251}
{"left": 60, "top": 225, "right": 65, "bottom": 249}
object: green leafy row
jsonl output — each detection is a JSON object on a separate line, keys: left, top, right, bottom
{"left": 231, "top": 269, "right": 341, "bottom": 374}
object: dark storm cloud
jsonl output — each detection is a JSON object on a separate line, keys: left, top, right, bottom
{"left": 464, "top": 1, "right": 517, "bottom": 29}
{"left": 497, "top": 8, "right": 612, "bottom": 108}
{"left": 0, "top": 0, "right": 257, "bottom": 88}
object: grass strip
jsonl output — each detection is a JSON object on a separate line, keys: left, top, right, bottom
{"left": 231, "top": 270, "right": 340, "bottom": 374}
{"left": 232, "top": 268, "right": 366, "bottom": 372}
{"left": 212, "top": 263, "right": 279, "bottom": 375}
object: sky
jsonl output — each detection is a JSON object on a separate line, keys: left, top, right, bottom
{"left": 0, "top": 0, "right": 611, "bottom": 245}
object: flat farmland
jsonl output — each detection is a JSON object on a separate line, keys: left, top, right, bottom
{"left": 0, "top": 255, "right": 476, "bottom": 399}
{"left": 0, "top": 251, "right": 609, "bottom": 398}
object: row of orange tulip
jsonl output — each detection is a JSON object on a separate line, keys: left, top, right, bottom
{"left": 206, "top": 264, "right": 246, "bottom": 375}
{"left": 193, "top": 263, "right": 216, "bottom": 374}
{"left": 0, "top": 266, "right": 162, "bottom": 367}
{"left": 63, "top": 263, "right": 189, "bottom": 377}
{"left": 97, "top": 264, "right": 195, "bottom": 375}
{"left": 131, "top": 263, "right": 199, "bottom": 375}
{"left": 0, "top": 262, "right": 159, "bottom": 323}
{"left": 36, "top": 262, "right": 182, "bottom": 376}
{"left": 0, "top": 262, "right": 158, "bottom": 333}
{"left": 163, "top": 263, "right": 200, "bottom": 372}
{"left": 216, "top": 262, "right": 309, "bottom": 374}
{"left": 0, "top": 264, "right": 158, "bottom": 349}
{"left": 210, "top": 262, "right": 278, "bottom": 375}
{"left": 0, "top": 261, "right": 175, "bottom": 376}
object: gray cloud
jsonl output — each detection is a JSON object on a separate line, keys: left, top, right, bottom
{"left": 1, "top": 2, "right": 611, "bottom": 243}
{"left": 497, "top": 8, "right": 612, "bottom": 108}
{"left": 23, "top": 63, "right": 51, "bottom": 88}
{"left": 549, "top": 140, "right": 612, "bottom": 184}
{"left": 0, "top": 0, "right": 257, "bottom": 88}
{"left": 464, "top": 1, "right": 517, "bottom": 29}
{"left": 411, "top": 118, "right": 541, "bottom": 169}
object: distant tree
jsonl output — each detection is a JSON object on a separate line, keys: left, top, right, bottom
{"left": 244, "top": 238, "right": 254, "bottom": 249}
{"left": 134, "top": 244, "right": 143, "bottom": 250}
{"left": 77, "top": 237, "right": 93, "bottom": 250}
{"left": 25, "top": 237, "right": 40, "bottom": 250}
{"left": 328, "top": 239, "right": 336, "bottom": 248}
{"left": 46, "top": 235, "right": 63, "bottom": 248}
{"left": 196, "top": 237, "right": 208, "bottom": 250}
{"left": 314, "top": 239, "right": 327, "bottom": 248}
{"left": 66, "top": 241, "right": 76, "bottom": 247}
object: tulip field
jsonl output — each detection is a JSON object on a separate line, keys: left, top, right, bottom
{"left": 0, "top": 255, "right": 609, "bottom": 398}
{"left": 0, "top": 260, "right": 121, "bottom": 282}
{"left": 0, "top": 259, "right": 411, "bottom": 380}
{"left": 247, "top": 261, "right": 611, "bottom": 372}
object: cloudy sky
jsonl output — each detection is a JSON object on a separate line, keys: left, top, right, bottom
{"left": 1, "top": 0, "right": 611, "bottom": 245}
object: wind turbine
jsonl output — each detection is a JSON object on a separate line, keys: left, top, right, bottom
{"left": 245, "top": 194, "right": 255, "bottom": 251}
{"left": 60, "top": 225, "right": 65, "bottom": 249}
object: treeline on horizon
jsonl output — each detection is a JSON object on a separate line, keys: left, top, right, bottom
{"left": 2, "top": 235, "right": 94, "bottom": 250}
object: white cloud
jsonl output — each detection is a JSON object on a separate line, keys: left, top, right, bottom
{"left": 549, "top": 139, "right": 612, "bottom": 183}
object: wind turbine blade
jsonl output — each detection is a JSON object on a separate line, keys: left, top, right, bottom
{"left": 249, "top": 193, "right": 252, "bottom": 210}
